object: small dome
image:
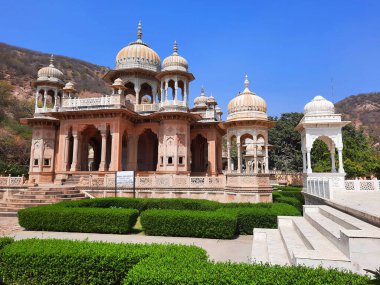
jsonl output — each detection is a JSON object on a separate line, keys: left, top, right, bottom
{"left": 194, "top": 87, "right": 208, "bottom": 107}
{"left": 304, "top": 95, "right": 335, "bottom": 115}
{"left": 37, "top": 55, "right": 64, "bottom": 83}
{"left": 115, "top": 22, "right": 161, "bottom": 72}
{"left": 112, "top": 78, "right": 124, "bottom": 87}
{"left": 227, "top": 75, "right": 267, "bottom": 121}
{"left": 63, "top": 81, "right": 75, "bottom": 91}
{"left": 162, "top": 41, "right": 188, "bottom": 72}
{"left": 207, "top": 95, "right": 216, "bottom": 105}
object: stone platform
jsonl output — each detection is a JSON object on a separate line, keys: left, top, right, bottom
{"left": 251, "top": 205, "right": 380, "bottom": 274}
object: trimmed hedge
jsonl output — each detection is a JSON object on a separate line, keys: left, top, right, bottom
{"left": 273, "top": 191, "right": 304, "bottom": 212}
{"left": 58, "top": 197, "right": 220, "bottom": 212}
{"left": 273, "top": 185, "right": 303, "bottom": 192}
{"left": 0, "top": 239, "right": 207, "bottom": 285}
{"left": 218, "top": 203, "right": 301, "bottom": 234}
{"left": 18, "top": 206, "right": 139, "bottom": 234}
{"left": 141, "top": 209, "right": 237, "bottom": 239}
{"left": 0, "top": 237, "right": 13, "bottom": 251}
{"left": 125, "top": 257, "right": 369, "bottom": 285}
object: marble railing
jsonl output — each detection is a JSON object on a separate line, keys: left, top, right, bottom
{"left": 0, "top": 175, "right": 25, "bottom": 187}
{"left": 134, "top": 103, "right": 159, "bottom": 113}
{"left": 345, "top": 179, "right": 380, "bottom": 192}
{"left": 61, "top": 95, "right": 126, "bottom": 109}
{"left": 304, "top": 176, "right": 331, "bottom": 199}
{"left": 78, "top": 174, "right": 226, "bottom": 189}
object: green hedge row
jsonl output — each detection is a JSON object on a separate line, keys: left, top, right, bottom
{"left": 273, "top": 185, "right": 303, "bottom": 192}
{"left": 18, "top": 206, "right": 139, "bottom": 234}
{"left": 0, "top": 237, "right": 14, "bottom": 285}
{"left": 58, "top": 197, "right": 220, "bottom": 212}
{"left": 141, "top": 209, "right": 237, "bottom": 239}
{"left": 218, "top": 203, "right": 301, "bottom": 234}
{"left": 125, "top": 256, "right": 369, "bottom": 285}
{"left": 273, "top": 191, "right": 304, "bottom": 212}
{"left": 0, "top": 239, "right": 207, "bottom": 285}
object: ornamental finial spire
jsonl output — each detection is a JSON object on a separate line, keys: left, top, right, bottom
{"left": 201, "top": 85, "right": 205, "bottom": 95}
{"left": 137, "top": 20, "right": 142, "bottom": 41}
{"left": 49, "top": 54, "right": 54, "bottom": 67}
{"left": 173, "top": 40, "right": 178, "bottom": 54}
{"left": 244, "top": 75, "right": 249, "bottom": 88}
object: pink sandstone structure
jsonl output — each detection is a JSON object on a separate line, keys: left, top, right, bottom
{"left": 20, "top": 22, "right": 275, "bottom": 203}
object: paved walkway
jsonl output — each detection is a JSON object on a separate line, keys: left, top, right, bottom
{"left": 1, "top": 218, "right": 252, "bottom": 263}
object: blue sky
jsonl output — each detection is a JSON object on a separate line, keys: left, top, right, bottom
{"left": 1, "top": 0, "right": 380, "bottom": 117}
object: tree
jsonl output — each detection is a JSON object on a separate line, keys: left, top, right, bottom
{"left": 268, "top": 113, "right": 303, "bottom": 172}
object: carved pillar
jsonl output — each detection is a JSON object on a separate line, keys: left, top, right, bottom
{"left": 70, "top": 134, "right": 79, "bottom": 171}
{"left": 331, "top": 149, "right": 336, "bottom": 173}
{"left": 64, "top": 135, "right": 70, "bottom": 171}
{"left": 265, "top": 145, "right": 269, "bottom": 173}
{"left": 227, "top": 139, "right": 231, "bottom": 173}
{"left": 110, "top": 127, "right": 122, "bottom": 171}
{"left": 254, "top": 145, "right": 258, "bottom": 174}
{"left": 99, "top": 131, "right": 108, "bottom": 171}
{"left": 302, "top": 150, "right": 307, "bottom": 173}
{"left": 174, "top": 80, "right": 178, "bottom": 101}
{"left": 184, "top": 81, "right": 188, "bottom": 105}
{"left": 43, "top": 88, "right": 47, "bottom": 110}
{"left": 54, "top": 89, "right": 58, "bottom": 110}
{"left": 165, "top": 80, "right": 168, "bottom": 102}
{"left": 39, "top": 140, "right": 45, "bottom": 173}
{"left": 338, "top": 148, "right": 344, "bottom": 174}
{"left": 237, "top": 141, "right": 241, "bottom": 174}
{"left": 135, "top": 86, "right": 140, "bottom": 105}
{"left": 307, "top": 149, "right": 312, "bottom": 174}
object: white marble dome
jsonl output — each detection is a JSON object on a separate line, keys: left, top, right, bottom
{"left": 63, "top": 81, "right": 75, "bottom": 91}
{"left": 227, "top": 75, "right": 267, "bottom": 121}
{"left": 304, "top": 95, "right": 335, "bottom": 115}
{"left": 115, "top": 22, "right": 160, "bottom": 72}
{"left": 162, "top": 41, "right": 188, "bottom": 72}
{"left": 37, "top": 55, "right": 64, "bottom": 83}
{"left": 194, "top": 87, "right": 208, "bottom": 107}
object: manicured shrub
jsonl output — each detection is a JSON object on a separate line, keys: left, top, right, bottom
{"left": 57, "top": 197, "right": 220, "bottom": 212}
{"left": 274, "top": 196, "right": 303, "bottom": 212}
{"left": 0, "top": 238, "right": 207, "bottom": 285}
{"left": 141, "top": 209, "right": 237, "bottom": 239}
{"left": 218, "top": 203, "right": 301, "bottom": 234}
{"left": 218, "top": 202, "right": 272, "bottom": 209}
{"left": 273, "top": 185, "right": 303, "bottom": 192}
{"left": 125, "top": 257, "right": 369, "bottom": 285}
{"left": 0, "top": 237, "right": 13, "bottom": 251}
{"left": 18, "top": 206, "right": 139, "bottom": 234}
{"left": 280, "top": 190, "right": 305, "bottom": 203}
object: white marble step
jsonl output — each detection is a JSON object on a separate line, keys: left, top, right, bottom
{"left": 252, "top": 228, "right": 290, "bottom": 266}
{"left": 278, "top": 216, "right": 351, "bottom": 270}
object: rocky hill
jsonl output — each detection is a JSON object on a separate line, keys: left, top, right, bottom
{"left": 0, "top": 42, "right": 110, "bottom": 100}
{"left": 335, "top": 93, "right": 380, "bottom": 144}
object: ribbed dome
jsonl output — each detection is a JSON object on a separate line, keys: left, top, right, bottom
{"left": 304, "top": 95, "right": 335, "bottom": 115}
{"left": 194, "top": 87, "right": 208, "bottom": 107}
{"left": 63, "top": 81, "right": 75, "bottom": 91}
{"left": 37, "top": 55, "right": 64, "bottom": 83}
{"left": 115, "top": 22, "right": 160, "bottom": 72}
{"left": 162, "top": 41, "right": 188, "bottom": 72}
{"left": 227, "top": 75, "right": 267, "bottom": 121}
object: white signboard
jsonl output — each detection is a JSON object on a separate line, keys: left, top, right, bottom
{"left": 116, "top": 171, "right": 134, "bottom": 187}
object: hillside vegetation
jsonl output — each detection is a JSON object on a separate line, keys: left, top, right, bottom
{"left": 335, "top": 92, "right": 380, "bottom": 144}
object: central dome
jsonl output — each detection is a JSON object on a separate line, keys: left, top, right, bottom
{"left": 115, "top": 22, "right": 160, "bottom": 72}
{"left": 227, "top": 75, "right": 267, "bottom": 121}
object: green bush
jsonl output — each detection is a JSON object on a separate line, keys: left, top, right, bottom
{"left": 274, "top": 196, "right": 303, "bottom": 212}
{"left": 218, "top": 203, "right": 301, "bottom": 234}
{"left": 273, "top": 185, "right": 302, "bottom": 192}
{"left": 58, "top": 197, "right": 220, "bottom": 212}
{"left": 18, "top": 206, "right": 139, "bottom": 234}
{"left": 125, "top": 257, "right": 369, "bottom": 285}
{"left": 141, "top": 209, "right": 237, "bottom": 239}
{"left": 0, "top": 237, "right": 13, "bottom": 251}
{"left": 0, "top": 238, "right": 207, "bottom": 285}
{"left": 279, "top": 190, "right": 304, "bottom": 203}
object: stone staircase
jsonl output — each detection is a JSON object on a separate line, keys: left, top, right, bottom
{"left": 0, "top": 186, "right": 86, "bottom": 217}
{"left": 63, "top": 174, "right": 82, "bottom": 186}
{"left": 251, "top": 205, "right": 380, "bottom": 274}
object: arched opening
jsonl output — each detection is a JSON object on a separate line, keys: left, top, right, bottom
{"left": 46, "top": 89, "right": 55, "bottom": 109}
{"left": 191, "top": 134, "right": 208, "bottom": 173}
{"left": 121, "top": 131, "right": 128, "bottom": 170}
{"left": 79, "top": 125, "right": 102, "bottom": 171}
{"left": 168, "top": 80, "right": 175, "bottom": 100}
{"left": 37, "top": 89, "right": 44, "bottom": 108}
{"left": 311, "top": 136, "right": 335, "bottom": 173}
{"left": 178, "top": 80, "right": 185, "bottom": 100}
{"left": 124, "top": 82, "right": 136, "bottom": 103}
{"left": 67, "top": 128, "right": 74, "bottom": 170}
{"left": 140, "top": 83, "right": 153, "bottom": 104}
{"left": 240, "top": 134, "right": 254, "bottom": 173}
{"left": 137, "top": 129, "right": 158, "bottom": 171}
{"left": 230, "top": 135, "right": 238, "bottom": 171}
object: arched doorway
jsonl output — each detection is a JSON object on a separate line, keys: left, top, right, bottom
{"left": 121, "top": 131, "right": 128, "bottom": 170}
{"left": 137, "top": 129, "right": 158, "bottom": 171}
{"left": 191, "top": 134, "right": 208, "bottom": 173}
{"left": 80, "top": 125, "right": 102, "bottom": 171}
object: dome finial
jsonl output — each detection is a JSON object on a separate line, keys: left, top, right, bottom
{"left": 137, "top": 20, "right": 142, "bottom": 41}
{"left": 244, "top": 75, "right": 249, "bottom": 88}
{"left": 201, "top": 85, "right": 205, "bottom": 95}
{"left": 173, "top": 40, "right": 178, "bottom": 54}
{"left": 49, "top": 54, "right": 54, "bottom": 67}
